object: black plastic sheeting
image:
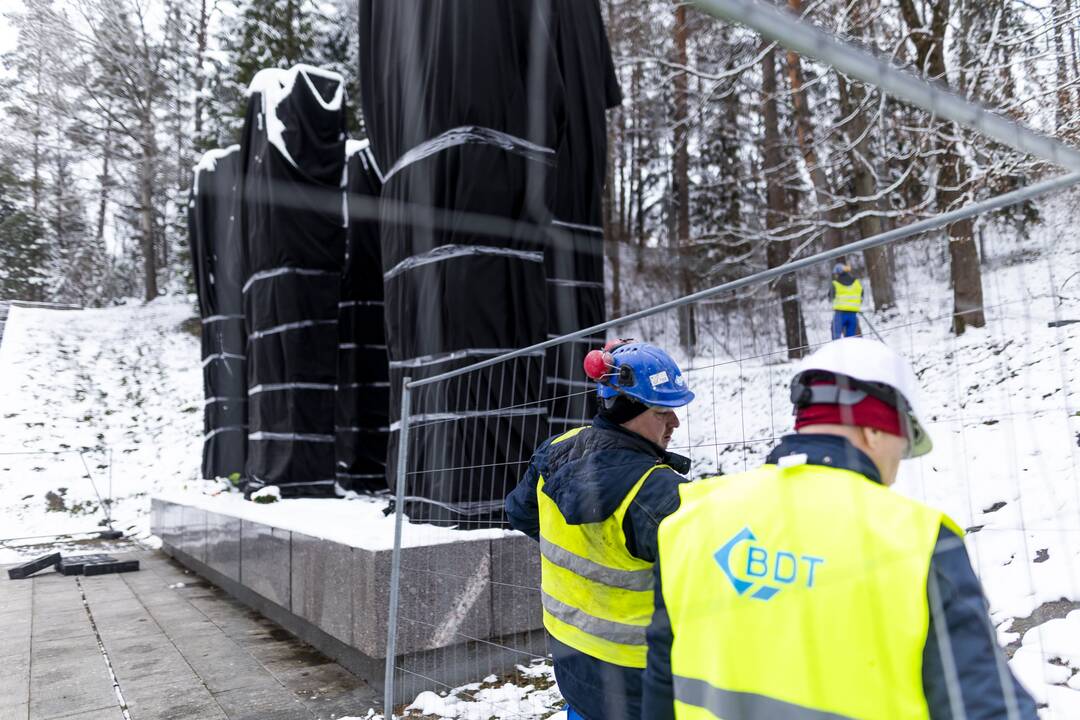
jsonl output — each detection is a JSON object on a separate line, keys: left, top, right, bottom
{"left": 358, "top": 0, "right": 620, "bottom": 525}
{"left": 188, "top": 146, "right": 247, "bottom": 480}
{"left": 240, "top": 67, "right": 349, "bottom": 497}
{"left": 336, "top": 140, "right": 389, "bottom": 493}
{"left": 545, "top": 0, "right": 622, "bottom": 433}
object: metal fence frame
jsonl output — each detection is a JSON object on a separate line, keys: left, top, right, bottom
{"left": 381, "top": 0, "right": 1080, "bottom": 714}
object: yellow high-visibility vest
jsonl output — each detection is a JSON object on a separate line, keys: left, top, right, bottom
{"left": 657, "top": 462, "right": 962, "bottom": 719}
{"left": 537, "top": 426, "right": 665, "bottom": 669}
{"left": 833, "top": 279, "right": 863, "bottom": 312}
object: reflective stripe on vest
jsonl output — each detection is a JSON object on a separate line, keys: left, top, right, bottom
{"left": 658, "top": 463, "right": 961, "bottom": 720}
{"left": 537, "top": 425, "right": 660, "bottom": 669}
{"left": 673, "top": 676, "right": 855, "bottom": 720}
{"left": 832, "top": 279, "right": 863, "bottom": 312}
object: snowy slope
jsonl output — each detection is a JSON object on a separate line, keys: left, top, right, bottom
{"left": 0, "top": 297, "right": 203, "bottom": 558}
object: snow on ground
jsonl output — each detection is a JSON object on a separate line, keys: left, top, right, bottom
{"left": 669, "top": 210, "right": 1080, "bottom": 718}
{"left": 0, "top": 297, "right": 203, "bottom": 561}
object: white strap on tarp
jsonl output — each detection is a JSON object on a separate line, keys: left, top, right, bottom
{"left": 388, "top": 405, "right": 547, "bottom": 432}
{"left": 388, "top": 347, "right": 545, "bottom": 369}
{"left": 201, "top": 352, "right": 246, "bottom": 367}
{"left": 552, "top": 219, "right": 603, "bottom": 235}
{"left": 203, "top": 425, "right": 246, "bottom": 441}
{"left": 546, "top": 417, "right": 591, "bottom": 425}
{"left": 384, "top": 244, "right": 544, "bottom": 281}
{"left": 336, "top": 425, "right": 392, "bottom": 433}
{"left": 547, "top": 278, "right": 605, "bottom": 290}
{"left": 339, "top": 300, "right": 384, "bottom": 309}
{"left": 383, "top": 125, "right": 556, "bottom": 182}
{"left": 203, "top": 396, "right": 248, "bottom": 405}
{"left": 335, "top": 472, "right": 384, "bottom": 479}
{"left": 248, "top": 382, "right": 336, "bottom": 395}
{"left": 248, "top": 431, "right": 335, "bottom": 443}
{"left": 202, "top": 314, "right": 245, "bottom": 325}
{"left": 337, "top": 381, "right": 391, "bottom": 389}
{"left": 249, "top": 318, "right": 336, "bottom": 341}
{"left": 242, "top": 267, "right": 337, "bottom": 294}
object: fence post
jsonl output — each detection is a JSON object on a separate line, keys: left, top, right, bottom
{"left": 383, "top": 376, "right": 412, "bottom": 719}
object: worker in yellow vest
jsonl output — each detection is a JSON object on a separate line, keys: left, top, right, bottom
{"left": 830, "top": 263, "right": 863, "bottom": 339}
{"left": 505, "top": 339, "right": 695, "bottom": 720}
{"left": 643, "top": 337, "right": 1036, "bottom": 720}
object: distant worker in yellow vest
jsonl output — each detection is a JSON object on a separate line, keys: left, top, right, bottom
{"left": 643, "top": 337, "right": 1036, "bottom": 720}
{"left": 830, "top": 262, "right": 862, "bottom": 340}
{"left": 505, "top": 339, "right": 695, "bottom": 720}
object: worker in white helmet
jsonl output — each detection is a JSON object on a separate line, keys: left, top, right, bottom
{"left": 642, "top": 337, "right": 1036, "bottom": 720}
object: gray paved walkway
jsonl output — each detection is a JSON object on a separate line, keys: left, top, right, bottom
{"left": 0, "top": 549, "right": 379, "bottom": 720}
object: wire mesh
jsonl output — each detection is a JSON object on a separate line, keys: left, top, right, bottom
{"left": 378, "top": 208, "right": 1080, "bottom": 718}
{"left": 373, "top": 1, "right": 1080, "bottom": 716}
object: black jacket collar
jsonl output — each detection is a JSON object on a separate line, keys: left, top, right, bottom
{"left": 591, "top": 415, "right": 692, "bottom": 475}
{"left": 766, "top": 433, "right": 882, "bottom": 485}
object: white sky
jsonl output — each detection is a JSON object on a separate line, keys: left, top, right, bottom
{"left": 0, "top": 0, "right": 22, "bottom": 58}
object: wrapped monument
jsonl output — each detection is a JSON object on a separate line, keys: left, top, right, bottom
{"left": 240, "top": 65, "right": 349, "bottom": 497}
{"left": 188, "top": 145, "right": 246, "bottom": 480}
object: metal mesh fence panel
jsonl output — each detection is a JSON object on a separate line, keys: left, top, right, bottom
{"left": 380, "top": 201, "right": 1080, "bottom": 717}
{"left": 375, "top": 1, "right": 1080, "bottom": 716}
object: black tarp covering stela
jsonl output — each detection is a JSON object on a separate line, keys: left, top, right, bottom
{"left": 188, "top": 145, "right": 246, "bottom": 480}
{"left": 241, "top": 65, "right": 349, "bottom": 497}
{"left": 336, "top": 139, "right": 389, "bottom": 493}
{"left": 359, "top": 0, "right": 621, "bottom": 525}
{"left": 545, "top": 0, "right": 622, "bottom": 433}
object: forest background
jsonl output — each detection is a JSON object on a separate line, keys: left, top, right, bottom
{"left": 2, "top": 0, "right": 1078, "bottom": 355}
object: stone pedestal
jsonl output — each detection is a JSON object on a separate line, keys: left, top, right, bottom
{"left": 150, "top": 498, "right": 544, "bottom": 705}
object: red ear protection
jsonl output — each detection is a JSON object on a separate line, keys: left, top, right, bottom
{"left": 584, "top": 350, "right": 614, "bottom": 380}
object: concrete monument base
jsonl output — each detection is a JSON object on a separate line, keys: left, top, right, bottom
{"left": 150, "top": 497, "right": 545, "bottom": 705}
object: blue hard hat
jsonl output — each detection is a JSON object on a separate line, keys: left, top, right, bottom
{"left": 833, "top": 263, "right": 846, "bottom": 275}
{"left": 596, "top": 342, "right": 695, "bottom": 408}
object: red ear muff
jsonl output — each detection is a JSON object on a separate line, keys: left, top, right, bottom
{"left": 584, "top": 350, "right": 614, "bottom": 381}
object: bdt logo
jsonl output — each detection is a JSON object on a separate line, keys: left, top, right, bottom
{"left": 714, "top": 526, "right": 824, "bottom": 601}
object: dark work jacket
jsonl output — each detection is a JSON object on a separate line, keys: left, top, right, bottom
{"left": 642, "top": 434, "right": 1038, "bottom": 720}
{"left": 504, "top": 415, "right": 691, "bottom": 720}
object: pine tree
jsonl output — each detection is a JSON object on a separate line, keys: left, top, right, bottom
{"left": 0, "top": 163, "right": 50, "bottom": 301}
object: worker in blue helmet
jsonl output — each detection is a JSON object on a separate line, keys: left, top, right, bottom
{"left": 505, "top": 339, "right": 696, "bottom": 720}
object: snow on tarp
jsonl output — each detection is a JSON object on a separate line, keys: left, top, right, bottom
{"left": 188, "top": 145, "right": 246, "bottom": 480}
{"left": 336, "top": 139, "right": 389, "bottom": 493}
{"left": 358, "top": 0, "right": 620, "bottom": 526}
{"left": 241, "top": 65, "right": 349, "bottom": 497}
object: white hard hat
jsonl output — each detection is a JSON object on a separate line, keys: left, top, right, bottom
{"left": 791, "top": 337, "right": 932, "bottom": 458}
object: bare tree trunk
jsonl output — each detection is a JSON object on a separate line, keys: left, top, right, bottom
{"left": 140, "top": 115, "right": 158, "bottom": 302}
{"left": 31, "top": 45, "right": 44, "bottom": 214}
{"left": 1054, "top": 0, "right": 1071, "bottom": 134}
{"left": 837, "top": 78, "right": 895, "bottom": 311}
{"left": 763, "top": 44, "right": 808, "bottom": 359}
{"left": 605, "top": 120, "right": 622, "bottom": 318}
{"left": 96, "top": 119, "right": 113, "bottom": 242}
{"left": 784, "top": 0, "right": 843, "bottom": 252}
{"left": 672, "top": 2, "right": 696, "bottom": 352}
{"left": 899, "top": 0, "right": 985, "bottom": 334}
{"left": 193, "top": 0, "right": 209, "bottom": 140}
